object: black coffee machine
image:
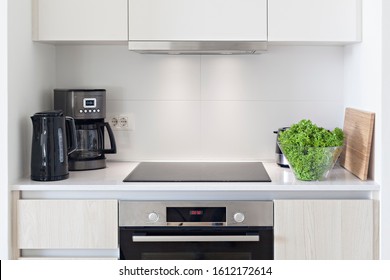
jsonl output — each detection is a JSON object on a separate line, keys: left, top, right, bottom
{"left": 54, "top": 89, "right": 117, "bottom": 170}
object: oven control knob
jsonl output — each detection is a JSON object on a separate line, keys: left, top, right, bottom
{"left": 148, "top": 212, "right": 159, "bottom": 223}
{"left": 233, "top": 212, "right": 245, "bottom": 223}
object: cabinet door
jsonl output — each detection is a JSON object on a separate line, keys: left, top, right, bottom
{"left": 33, "top": 0, "right": 127, "bottom": 41}
{"left": 274, "top": 200, "right": 374, "bottom": 259}
{"left": 17, "top": 200, "right": 118, "bottom": 249}
{"left": 268, "top": 0, "right": 361, "bottom": 42}
{"left": 129, "top": 0, "right": 267, "bottom": 41}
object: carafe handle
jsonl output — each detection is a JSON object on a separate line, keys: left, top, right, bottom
{"left": 65, "top": 116, "right": 77, "bottom": 155}
{"left": 103, "top": 122, "right": 117, "bottom": 154}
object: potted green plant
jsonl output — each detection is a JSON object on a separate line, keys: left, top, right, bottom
{"left": 278, "top": 119, "right": 344, "bottom": 181}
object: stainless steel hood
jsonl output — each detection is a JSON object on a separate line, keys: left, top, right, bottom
{"left": 128, "top": 41, "right": 268, "bottom": 55}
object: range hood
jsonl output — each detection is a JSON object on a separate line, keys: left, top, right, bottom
{"left": 128, "top": 0, "right": 268, "bottom": 55}
{"left": 128, "top": 41, "right": 268, "bottom": 55}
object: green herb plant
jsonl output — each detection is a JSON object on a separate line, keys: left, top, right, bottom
{"left": 278, "top": 119, "right": 344, "bottom": 181}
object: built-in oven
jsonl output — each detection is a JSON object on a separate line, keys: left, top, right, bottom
{"left": 119, "top": 201, "right": 274, "bottom": 260}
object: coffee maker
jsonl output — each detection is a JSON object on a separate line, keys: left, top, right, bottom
{"left": 54, "top": 89, "right": 117, "bottom": 170}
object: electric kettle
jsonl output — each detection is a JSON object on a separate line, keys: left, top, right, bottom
{"left": 273, "top": 127, "right": 290, "bottom": 168}
{"left": 30, "top": 110, "right": 77, "bottom": 181}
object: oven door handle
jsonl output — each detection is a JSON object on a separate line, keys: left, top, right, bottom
{"left": 132, "top": 235, "right": 260, "bottom": 242}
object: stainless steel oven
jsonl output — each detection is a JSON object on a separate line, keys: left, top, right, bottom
{"left": 119, "top": 201, "right": 274, "bottom": 260}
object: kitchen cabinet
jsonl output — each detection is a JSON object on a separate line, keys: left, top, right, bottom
{"left": 274, "top": 200, "right": 376, "bottom": 259}
{"left": 11, "top": 162, "right": 379, "bottom": 259}
{"left": 32, "top": 0, "right": 127, "bottom": 41}
{"left": 268, "top": 0, "right": 361, "bottom": 42}
{"left": 17, "top": 200, "right": 118, "bottom": 250}
{"left": 128, "top": 0, "right": 267, "bottom": 41}
{"left": 32, "top": 0, "right": 361, "bottom": 44}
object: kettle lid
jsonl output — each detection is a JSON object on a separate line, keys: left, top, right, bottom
{"left": 33, "top": 110, "right": 64, "bottom": 117}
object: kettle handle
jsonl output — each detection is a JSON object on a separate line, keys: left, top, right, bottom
{"left": 103, "top": 122, "right": 117, "bottom": 154}
{"left": 65, "top": 116, "right": 77, "bottom": 155}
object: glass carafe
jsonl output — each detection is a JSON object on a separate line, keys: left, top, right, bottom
{"left": 71, "top": 123, "right": 103, "bottom": 160}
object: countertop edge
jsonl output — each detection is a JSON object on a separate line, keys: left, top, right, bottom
{"left": 11, "top": 161, "right": 380, "bottom": 192}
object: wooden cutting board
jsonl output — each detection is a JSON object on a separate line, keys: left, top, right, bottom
{"left": 339, "top": 108, "right": 375, "bottom": 180}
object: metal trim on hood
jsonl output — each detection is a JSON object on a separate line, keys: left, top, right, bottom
{"left": 128, "top": 41, "right": 268, "bottom": 55}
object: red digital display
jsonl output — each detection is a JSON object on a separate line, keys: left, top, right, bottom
{"left": 167, "top": 207, "right": 225, "bottom": 222}
{"left": 189, "top": 210, "right": 204, "bottom": 216}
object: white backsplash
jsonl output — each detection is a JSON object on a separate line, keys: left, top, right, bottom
{"left": 56, "top": 45, "right": 344, "bottom": 161}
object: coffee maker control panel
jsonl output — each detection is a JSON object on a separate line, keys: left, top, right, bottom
{"left": 54, "top": 89, "right": 106, "bottom": 120}
{"left": 78, "top": 98, "right": 102, "bottom": 115}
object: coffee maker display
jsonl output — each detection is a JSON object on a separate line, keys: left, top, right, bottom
{"left": 30, "top": 110, "right": 77, "bottom": 181}
{"left": 54, "top": 89, "right": 117, "bottom": 170}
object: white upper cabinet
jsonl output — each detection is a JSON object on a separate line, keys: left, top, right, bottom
{"left": 128, "top": 0, "right": 268, "bottom": 41}
{"left": 33, "top": 0, "right": 128, "bottom": 41}
{"left": 32, "top": 0, "right": 361, "bottom": 44}
{"left": 268, "top": 0, "right": 362, "bottom": 43}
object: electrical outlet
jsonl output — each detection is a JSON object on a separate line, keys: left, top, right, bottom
{"left": 108, "top": 114, "right": 134, "bottom": 131}
{"left": 118, "top": 115, "right": 129, "bottom": 129}
{"left": 110, "top": 116, "right": 119, "bottom": 128}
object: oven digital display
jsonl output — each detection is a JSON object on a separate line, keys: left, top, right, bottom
{"left": 189, "top": 210, "right": 204, "bottom": 216}
{"left": 167, "top": 207, "right": 226, "bottom": 223}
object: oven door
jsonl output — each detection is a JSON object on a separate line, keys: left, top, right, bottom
{"left": 120, "top": 227, "right": 273, "bottom": 260}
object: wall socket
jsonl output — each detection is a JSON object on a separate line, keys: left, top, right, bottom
{"left": 108, "top": 114, "right": 134, "bottom": 131}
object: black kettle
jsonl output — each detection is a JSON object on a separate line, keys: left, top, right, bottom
{"left": 30, "top": 110, "right": 77, "bottom": 181}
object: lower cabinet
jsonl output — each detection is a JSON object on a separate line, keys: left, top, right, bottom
{"left": 17, "top": 200, "right": 118, "bottom": 250}
{"left": 15, "top": 198, "right": 376, "bottom": 259}
{"left": 274, "top": 200, "right": 376, "bottom": 260}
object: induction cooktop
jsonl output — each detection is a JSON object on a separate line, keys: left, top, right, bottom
{"left": 123, "top": 162, "right": 271, "bottom": 182}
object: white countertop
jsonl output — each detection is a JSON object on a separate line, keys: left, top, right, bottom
{"left": 12, "top": 161, "right": 379, "bottom": 192}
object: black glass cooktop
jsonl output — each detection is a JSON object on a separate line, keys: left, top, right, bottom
{"left": 123, "top": 162, "right": 271, "bottom": 182}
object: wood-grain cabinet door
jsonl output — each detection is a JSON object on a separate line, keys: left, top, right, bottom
{"left": 17, "top": 200, "right": 118, "bottom": 249}
{"left": 274, "top": 200, "right": 374, "bottom": 260}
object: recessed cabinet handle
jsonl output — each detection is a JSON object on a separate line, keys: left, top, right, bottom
{"left": 132, "top": 235, "right": 260, "bottom": 243}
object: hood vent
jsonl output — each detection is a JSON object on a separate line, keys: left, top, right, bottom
{"left": 129, "top": 41, "right": 267, "bottom": 55}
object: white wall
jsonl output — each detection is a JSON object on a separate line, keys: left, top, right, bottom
{"left": 381, "top": 0, "right": 390, "bottom": 260}
{"left": 56, "top": 45, "right": 345, "bottom": 161}
{"left": 0, "top": 0, "right": 8, "bottom": 260}
{"left": 343, "top": 0, "right": 384, "bottom": 257}
{"left": 344, "top": 0, "right": 382, "bottom": 182}
{"left": 5, "top": 0, "right": 56, "bottom": 258}
{"left": 8, "top": 0, "right": 56, "bottom": 183}
{"left": 344, "top": 0, "right": 389, "bottom": 259}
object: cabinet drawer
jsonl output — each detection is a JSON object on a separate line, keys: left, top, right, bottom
{"left": 17, "top": 200, "right": 118, "bottom": 249}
